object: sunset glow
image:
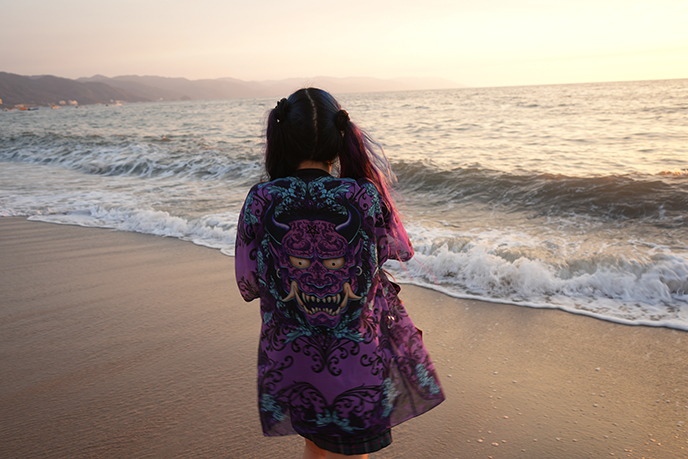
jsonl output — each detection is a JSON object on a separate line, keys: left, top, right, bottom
{"left": 2, "top": 0, "right": 687, "bottom": 86}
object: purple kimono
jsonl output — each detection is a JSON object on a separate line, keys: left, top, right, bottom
{"left": 235, "top": 168, "right": 444, "bottom": 438}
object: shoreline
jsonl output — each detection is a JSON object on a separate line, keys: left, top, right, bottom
{"left": 1, "top": 217, "right": 686, "bottom": 458}
{"left": 396, "top": 279, "right": 688, "bottom": 332}
{"left": 25, "top": 214, "right": 688, "bottom": 333}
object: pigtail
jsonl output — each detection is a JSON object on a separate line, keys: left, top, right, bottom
{"left": 338, "top": 118, "right": 398, "bottom": 217}
{"left": 265, "top": 98, "right": 302, "bottom": 180}
{"left": 265, "top": 106, "right": 284, "bottom": 180}
{"left": 336, "top": 112, "right": 410, "bottom": 264}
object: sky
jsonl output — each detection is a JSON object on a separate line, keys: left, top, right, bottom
{"left": 2, "top": 0, "right": 687, "bottom": 87}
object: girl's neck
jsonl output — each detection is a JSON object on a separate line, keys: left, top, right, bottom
{"left": 297, "top": 160, "right": 332, "bottom": 173}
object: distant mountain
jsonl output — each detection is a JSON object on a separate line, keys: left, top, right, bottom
{"left": 0, "top": 72, "right": 144, "bottom": 107}
{"left": 1, "top": 72, "right": 464, "bottom": 108}
{"left": 78, "top": 75, "right": 464, "bottom": 101}
{"left": 79, "top": 75, "right": 274, "bottom": 101}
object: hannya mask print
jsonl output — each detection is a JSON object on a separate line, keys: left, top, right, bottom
{"left": 267, "top": 203, "right": 363, "bottom": 328}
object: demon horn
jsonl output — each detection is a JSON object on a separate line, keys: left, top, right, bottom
{"left": 265, "top": 203, "right": 290, "bottom": 242}
{"left": 335, "top": 202, "right": 361, "bottom": 243}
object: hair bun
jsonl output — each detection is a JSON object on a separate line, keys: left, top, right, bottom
{"left": 275, "top": 98, "right": 289, "bottom": 123}
{"left": 335, "top": 109, "right": 350, "bottom": 130}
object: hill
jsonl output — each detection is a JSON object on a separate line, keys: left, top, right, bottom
{"left": 0, "top": 72, "right": 144, "bottom": 107}
{"left": 77, "top": 75, "right": 464, "bottom": 101}
{"left": 1, "top": 72, "right": 464, "bottom": 108}
{"left": 77, "top": 75, "right": 271, "bottom": 101}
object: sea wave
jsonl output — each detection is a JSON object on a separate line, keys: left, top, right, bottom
{"left": 387, "top": 223, "right": 688, "bottom": 330}
{"left": 3, "top": 132, "right": 686, "bottom": 227}
{"left": 0, "top": 131, "right": 263, "bottom": 184}
{"left": 393, "top": 160, "right": 688, "bottom": 224}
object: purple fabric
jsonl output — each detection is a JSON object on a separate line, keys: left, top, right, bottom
{"left": 235, "top": 169, "right": 444, "bottom": 437}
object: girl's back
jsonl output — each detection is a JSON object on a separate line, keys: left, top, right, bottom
{"left": 235, "top": 88, "right": 444, "bottom": 457}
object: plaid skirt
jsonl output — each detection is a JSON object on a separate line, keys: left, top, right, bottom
{"left": 301, "top": 429, "right": 392, "bottom": 456}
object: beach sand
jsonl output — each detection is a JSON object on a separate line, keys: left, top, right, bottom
{"left": 1, "top": 217, "right": 686, "bottom": 458}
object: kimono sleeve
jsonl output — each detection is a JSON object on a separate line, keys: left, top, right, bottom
{"left": 235, "top": 187, "right": 261, "bottom": 302}
{"left": 376, "top": 195, "right": 414, "bottom": 265}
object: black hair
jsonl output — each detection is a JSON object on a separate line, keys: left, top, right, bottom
{"left": 265, "top": 88, "right": 398, "bottom": 213}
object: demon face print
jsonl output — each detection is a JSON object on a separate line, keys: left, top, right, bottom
{"left": 266, "top": 203, "right": 364, "bottom": 328}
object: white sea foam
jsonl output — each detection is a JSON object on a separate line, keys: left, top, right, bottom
{"left": 29, "top": 206, "right": 239, "bottom": 252}
{"left": 387, "top": 224, "right": 688, "bottom": 330}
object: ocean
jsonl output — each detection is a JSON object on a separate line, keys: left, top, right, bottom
{"left": 2, "top": 79, "right": 687, "bottom": 330}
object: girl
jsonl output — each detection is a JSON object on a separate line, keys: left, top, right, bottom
{"left": 235, "top": 88, "right": 444, "bottom": 458}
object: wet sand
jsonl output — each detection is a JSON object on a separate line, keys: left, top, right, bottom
{"left": 1, "top": 217, "right": 686, "bottom": 458}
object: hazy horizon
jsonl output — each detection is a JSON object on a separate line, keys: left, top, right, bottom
{"left": 7, "top": 72, "right": 688, "bottom": 91}
{"left": 2, "top": 1, "right": 686, "bottom": 88}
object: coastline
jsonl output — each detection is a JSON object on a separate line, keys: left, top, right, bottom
{"left": 1, "top": 217, "right": 686, "bottom": 458}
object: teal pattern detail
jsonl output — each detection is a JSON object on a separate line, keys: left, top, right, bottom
{"left": 415, "top": 363, "right": 441, "bottom": 395}
{"left": 381, "top": 377, "right": 399, "bottom": 417}
{"left": 361, "top": 182, "right": 382, "bottom": 218}
{"left": 314, "top": 410, "right": 358, "bottom": 433}
{"left": 261, "top": 393, "right": 287, "bottom": 422}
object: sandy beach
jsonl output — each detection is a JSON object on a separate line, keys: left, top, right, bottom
{"left": 1, "top": 217, "right": 686, "bottom": 458}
